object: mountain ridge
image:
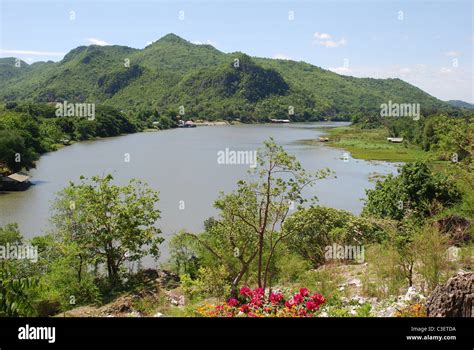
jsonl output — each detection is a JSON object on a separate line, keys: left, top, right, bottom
{"left": 0, "top": 33, "right": 455, "bottom": 120}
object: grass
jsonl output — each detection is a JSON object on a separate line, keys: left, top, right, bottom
{"left": 324, "top": 126, "right": 431, "bottom": 162}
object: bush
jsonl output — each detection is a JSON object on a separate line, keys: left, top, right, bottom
{"left": 414, "top": 225, "right": 451, "bottom": 291}
{"left": 284, "top": 206, "right": 385, "bottom": 267}
{"left": 363, "top": 161, "right": 462, "bottom": 220}
{"left": 181, "top": 266, "right": 231, "bottom": 302}
{"left": 363, "top": 244, "right": 406, "bottom": 298}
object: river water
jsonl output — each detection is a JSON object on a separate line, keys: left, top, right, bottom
{"left": 0, "top": 122, "right": 399, "bottom": 259}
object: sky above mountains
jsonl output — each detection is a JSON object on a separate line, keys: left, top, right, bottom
{"left": 0, "top": 0, "right": 472, "bottom": 102}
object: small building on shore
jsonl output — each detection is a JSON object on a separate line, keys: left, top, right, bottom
{"left": 387, "top": 137, "right": 404, "bottom": 143}
{"left": 0, "top": 172, "right": 32, "bottom": 191}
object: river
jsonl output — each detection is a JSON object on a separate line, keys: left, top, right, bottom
{"left": 0, "top": 122, "right": 400, "bottom": 259}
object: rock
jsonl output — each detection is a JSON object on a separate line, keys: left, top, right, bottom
{"left": 347, "top": 278, "right": 362, "bottom": 288}
{"left": 435, "top": 215, "right": 471, "bottom": 245}
{"left": 157, "top": 270, "right": 180, "bottom": 289}
{"left": 165, "top": 291, "right": 185, "bottom": 307}
{"left": 426, "top": 272, "right": 473, "bottom": 317}
{"left": 128, "top": 311, "right": 142, "bottom": 317}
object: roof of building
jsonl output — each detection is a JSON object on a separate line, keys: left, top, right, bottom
{"left": 7, "top": 173, "right": 31, "bottom": 183}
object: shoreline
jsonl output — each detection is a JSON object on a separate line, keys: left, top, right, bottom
{"left": 321, "top": 125, "right": 429, "bottom": 163}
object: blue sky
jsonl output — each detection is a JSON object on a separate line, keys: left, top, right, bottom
{"left": 1, "top": 0, "right": 473, "bottom": 102}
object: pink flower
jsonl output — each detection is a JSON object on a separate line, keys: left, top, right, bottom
{"left": 253, "top": 287, "right": 265, "bottom": 296}
{"left": 293, "top": 293, "right": 304, "bottom": 305}
{"left": 239, "top": 287, "right": 253, "bottom": 298}
{"left": 311, "top": 293, "right": 326, "bottom": 306}
{"left": 227, "top": 298, "right": 239, "bottom": 307}
{"left": 269, "top": 292, "right": 284, "bottom": 304}
{"left": 299, "top": 288, "right": 310, "bottom": 297}
{"left": 285, "top": 299, "right": 294, "bottom": 308}
{"left": 250, "top": 294, "right": 263, "bottom": 307}
{"left": 305, "top": 300, "right": 318, "bottom": 311}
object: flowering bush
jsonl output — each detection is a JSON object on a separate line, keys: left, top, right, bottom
{"left": 197, "top": 287, "right": 326, "bottom": 317}
{"left": 394, "top": 303, "right": 427, "bottom": 317}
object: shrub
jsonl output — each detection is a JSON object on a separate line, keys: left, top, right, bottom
{"left": 363, "top": 161, "right": 462, "bottom": 220}
{"left": 181, "top": 266, "right": 231, "bottom": 302}
{"left": 395, "top": 303, "right": 427, "bottom": 317}
{"left": 414, "top": 226, "right": 450, "bottom": 291}
{"left": 363, "top": 244, "right": 406, "bottom": 298}
{"left": 284, "top": 206, "right": 385, "bottom": 267}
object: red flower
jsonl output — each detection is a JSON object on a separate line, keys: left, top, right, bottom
{"left": 240, "top": 304, "right": 250, "bottom": 313}
{"left": 299, "top": 288, "right": 310, "bottom": 297}
{"left": 239, "top": 287, "right": 253, "bottom": 298}
{"left": 227, "top": 298, "right": 239, "bottom": 307}
{"left": 285, "top": 300, "right": 294, "bottom": 308}
{"left": 251, "top": 294, "right": 263, "bottom": 307}
{"left": 305, "top": 300, "right": 318, "bottom": 311}
{"left": 299, "top": 309, "right": 307, "bottom": 317}
{"left": 253, "top": 287, "right": 265, "bottom": 296}
{"left": 269, "top": 292, "right": 284, "bottom": 304}
{"left": 293, "top": 293, "right": 304, "bottom": 305}
{"left": 311, "top": 293, "right": 326, "bottom": 306}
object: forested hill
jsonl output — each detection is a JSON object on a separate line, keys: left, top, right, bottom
{"left": 0, "top": 33, "right": 455, "bottom": 121}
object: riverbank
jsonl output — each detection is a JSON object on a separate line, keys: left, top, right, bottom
{"left": 323, "top": 126, "right": 430, "bottom": 162}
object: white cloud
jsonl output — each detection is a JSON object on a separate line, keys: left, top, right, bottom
{"left": 85, "top": 38, "right": 110, "bottom": 46}
{"left": 314, "top": 32, "right": 332, "bottom": 40}
{"left": 318, "top": 38, "right": 346, "bottom": 48}
{"left": 191, "top": 39, "right": 217, "bottom": 47}
{"left": 399, "top": 67, "right": 412, "bottom": 75}
{"left": 273, "top": 53, "right": 292, "bottom": 60}
{"left": 0, "top": 49, "right": 66, "bottom": 56}
{"left": 445, "top": 51, "right": 460, "bottom": 57}
{"left": 329, "top": 66, "right": 352, "bottom": 75}
{"left": 313, "top": 32, "right": 346, "bottom": 48}
{"left": 440, "top": 67, "right": 452, "bottom": 74}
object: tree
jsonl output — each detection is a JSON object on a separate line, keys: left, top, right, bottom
{"left": 51, "top": 174, "right": 163, "bottom": 285}
{"left": 191, "top": 138, "right": 329, "bottom": 291}
{"left": 0, "top": 130, "right": 38, "bottom": 173}
{"left": 363, "top": 161, "right": 461, "bottom": 220}
{"left": 284, "top": 206, "right": 385, "bottom": 267}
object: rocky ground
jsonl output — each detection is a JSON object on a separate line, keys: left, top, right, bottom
{"left": 58, "top": 264, "right": 472, "bottom": 317}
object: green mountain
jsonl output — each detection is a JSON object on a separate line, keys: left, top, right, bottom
{"left": 0, "top": 33, "right": 454, "bottom": 121}
{"left": 446, "top": 100, "right": 474, "bottom": 109}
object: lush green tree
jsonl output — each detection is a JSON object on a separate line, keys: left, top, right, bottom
{"left": 284, "top": 206, "right": 386, "bottom": 267}
{"left": 0, "top": 266, "right": 38, "bottom": 317}
{"left": 0, "top": 130, "right": 38, "bottom": 172}
{"left": 51, "top": 174, "right": 163, "bottom": 285}
{"left": 363, "top": 161, "right": 461, "bottom": 220}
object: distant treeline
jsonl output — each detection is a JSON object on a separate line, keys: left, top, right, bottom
{"left": 351, "top": 114, "right": 473, "bottom": 165}
{"left": 0, "top": 102, "right": 181, "bottom": 174}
